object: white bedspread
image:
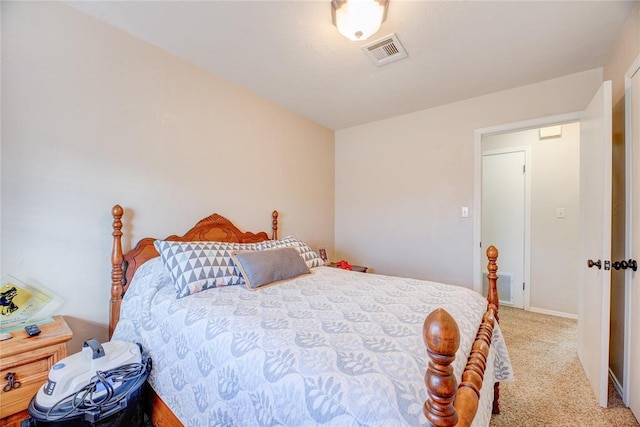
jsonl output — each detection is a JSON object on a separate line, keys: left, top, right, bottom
{"left": 113, "top": 258, "right": 513, "bottom": 426}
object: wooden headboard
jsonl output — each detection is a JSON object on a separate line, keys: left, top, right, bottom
{"left": 109, "top": 205, "right": 279, "bottom": 337}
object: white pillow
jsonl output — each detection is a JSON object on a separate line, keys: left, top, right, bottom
{"left": 258, "top": 236, "right": 326, "bottom": 268}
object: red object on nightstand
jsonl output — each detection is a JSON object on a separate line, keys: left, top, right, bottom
{"left": 336, "top": 260, "right": 353, "bottom": 270}
{"left": 328, "top": 262, "right": 368, "bottom": 273}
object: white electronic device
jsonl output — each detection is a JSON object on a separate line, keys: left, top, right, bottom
{"left": 34, "top": 339, "right": 142, "bottom": 408}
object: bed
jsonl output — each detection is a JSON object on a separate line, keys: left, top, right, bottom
{"left": 108, "top": 205, "right": 512, "bottom": 426}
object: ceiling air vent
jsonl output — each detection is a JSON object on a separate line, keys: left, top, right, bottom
{"left": 362, "top": 33, "right": 408, "bottom": 67}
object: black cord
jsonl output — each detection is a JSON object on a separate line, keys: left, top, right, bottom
{"left": 43, "top": 362, "right": 148, "bottom": 421}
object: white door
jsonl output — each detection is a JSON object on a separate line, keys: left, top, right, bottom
{"left": 578, "top": 80, "right": 612, "bottom": 407}
{"left": 626, "top": 59, "right": 640, "bottom": 422}
{"left": 482, "top": 149, "right": 527, "bottom": 308}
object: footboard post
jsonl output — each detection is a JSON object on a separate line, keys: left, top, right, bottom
{"left": 486, "top": 245, "right": 499, "bottom": 323}
{"left": 423, "top": 308, "right": 460, "bottom": 427}
{"left": 110, "top": 205, "right": 124, "bottom": 338}
{"left": 486, "top": 245, "right": 500, "bottom": 414}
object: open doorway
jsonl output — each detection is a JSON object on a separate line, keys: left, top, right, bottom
{"left": 473, "top": 79, "right": 634, "bottom": 408}
{"left": 480, "top": 123, "right": 581, "bottom": 317}
{"left": 474, "top": 114, "right": 582, "bottom": 318}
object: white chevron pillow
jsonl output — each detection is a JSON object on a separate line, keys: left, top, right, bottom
{"left": 154, "top": 240, "right": 261, "bottom": 298}
{"left": 258, "top": 236, "right": 326, "bottom": 268}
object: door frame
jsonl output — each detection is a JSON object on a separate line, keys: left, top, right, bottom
{"left": 481, "top": 146, "right": 530, "bottom": 309}
{"left": 623, "top": 54, "right": 640, "bottom": 407}
{"left": 472, "top": 112, "right": 581, "bottom": 302}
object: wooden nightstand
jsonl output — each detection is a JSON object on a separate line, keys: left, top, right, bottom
{"left": 0, "top": 316, "right": 73, "bottom": 427}
{"left": 328, "top": 262, "right": 368, "bottom": 273}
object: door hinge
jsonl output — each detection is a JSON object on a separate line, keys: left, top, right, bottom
{"left": 523, "top": 164, "right": 526, "bottom": 173}
{"left": 523, "top": 282, "right": 525, "bottom": 291}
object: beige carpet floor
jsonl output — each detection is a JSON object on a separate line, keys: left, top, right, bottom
{"left": 490, "top": 306, "right": 639, "bottom": 426}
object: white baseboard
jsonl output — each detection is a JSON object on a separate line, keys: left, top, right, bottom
{"left": 527, "top": 306, "right": 578, "bottom": 320}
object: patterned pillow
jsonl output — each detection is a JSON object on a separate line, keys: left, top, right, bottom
{"left": 231, "top": 248, "right": 311, "bottom": 290}
{"left": 258, "top": 236, "right": 326, "bottom": 268}
{"left": 154, "top": 240, "right": 261, "bottom": 298}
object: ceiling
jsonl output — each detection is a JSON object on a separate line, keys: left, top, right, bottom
{"left": 66, "top": 1, "right": 637, "bottom": 130}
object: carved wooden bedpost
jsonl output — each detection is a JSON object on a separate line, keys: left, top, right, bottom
{"left": 455, "top": 308, "right": 496, "bottom": 425}
{"left": 485, "top": 245, "right": 500, "bottom": 414}
{"left": 423, "top": 246, "right": 501, "bottom": 426}
{"left": 486, "top": 245, "right": 499, "bottom": 323}
{"left": 423, "top": 308, "right": 460, "bottom": 427}
{"left": 110, "top": 205, "right": 124, "bottom": 339}
{"left": 272, "top": 210, "right": 279, "bottom": 240}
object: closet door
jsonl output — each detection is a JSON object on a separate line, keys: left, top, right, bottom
{"left": 482, "top": 148, "right": 527, "bottom": 309}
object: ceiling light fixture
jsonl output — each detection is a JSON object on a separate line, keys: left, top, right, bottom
{"left": 331, "top": 0, "right": 389, "bottom": 42}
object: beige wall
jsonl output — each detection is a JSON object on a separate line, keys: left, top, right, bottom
{"left": 335, "top": 69, "right": 602, "bottom": 288}
{"left": 483, "top": 123, "right": 581, "bottom": 316}
{"left": 604, "top": 1, "right": 640, "bottom": 105}
{"left": 1, "top": 2, "right": 334, "bottom": 351}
